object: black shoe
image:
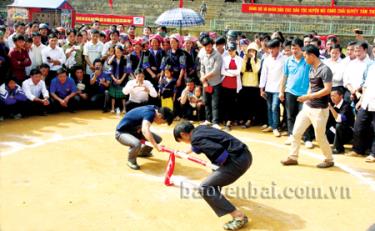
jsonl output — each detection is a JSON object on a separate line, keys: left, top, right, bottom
{"left": 127, "top": 160, "right": 140, "bottom": 170}
{"left": 332, "top": 148, "right": 344, "bottom": 154}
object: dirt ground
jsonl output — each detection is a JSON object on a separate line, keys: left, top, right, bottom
{"left": 1, "top": 111, "right": 374, "bottom": 231}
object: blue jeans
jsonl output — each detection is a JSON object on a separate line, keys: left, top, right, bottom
{"left": 266, "top": 92, "right": 280, "bottom": 129}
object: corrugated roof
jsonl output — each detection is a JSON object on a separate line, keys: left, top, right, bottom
{"left": 8, "top": 0, "right": 67, "bottom": 9}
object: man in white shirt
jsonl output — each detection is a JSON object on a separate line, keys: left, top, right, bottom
{"left": 122, "top": 69, "right": 157, "bottom": 111}
{"left": 41, "top": 33, "right": 66, "bottom": 74}
{"left": 7, "top": 22, "right": 26, "bottom": 49}
{"left": 29, "top": 32, "right": 46, "bottom": 70}
{"left": 83, "top": 29, "right": 103, "bottom": 75}
{"left": 349, "top": 61, "right": 375, "bottom": 162}
{"left": 22, "top": 68, "right": 49, "bottom": 115}
{"left": 259, "top": 39, "right": 286, "bottom": 137}
{"left": 343, "top": 42, "right": 371, "bottom": 106}
{"left": 102, "top": 30, "right": 122, "bottom": 60}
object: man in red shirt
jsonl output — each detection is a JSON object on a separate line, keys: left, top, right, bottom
{"left": 8, "top": 34, "right": 31, "bottom": 84}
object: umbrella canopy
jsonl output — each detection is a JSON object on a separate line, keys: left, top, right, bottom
{"left": 155, "top": 8, "right": 204, "bottom": 28}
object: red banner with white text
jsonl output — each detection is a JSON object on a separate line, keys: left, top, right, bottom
{"left": 242, "top": 4, "right": 375, "bottom": 17}
{"left": 75, "top": 13, "right": 144, "bottom": 26}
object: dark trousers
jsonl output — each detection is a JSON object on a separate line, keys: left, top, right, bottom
{"left": 326, "top": 123, "right": 353, "bottom": 151}
{"left": 221, "top": 87, "right": 237, "bottom": 122}
{"left": 1, "top": 101, "right": 27, "bottom": 116}
{"left": 199, "top": 149, "right": 252, "bottom": 217}
{"left": 25, "top": 100, "right": 50, "bottom": 116}
{"left": 115, "top": 130, "right": 162, "bottom": 162}
{"left": 51, "top": 96, "right": 79, "bottom": 112}
{"left": 285, "top": 92, "right": 314, "bottom": 141}
{"left": 91, "top": 91, "right": 110, "bottom": 110}
{"left": 238, "top": 86, "right": 260, "bottom": 122}
{"left": 203, "top": 84, "right": 221, "bottom": 124}
{"left": 352, "top": 108, "right": 375, "bottom": 155}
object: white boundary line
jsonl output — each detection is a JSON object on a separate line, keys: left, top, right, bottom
{"left": 1, "top": 129, "right": 375, "bottom": 191}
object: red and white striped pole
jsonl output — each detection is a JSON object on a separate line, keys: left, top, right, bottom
{"left": 179, "top": 0, "right": 183, "bottom": 8}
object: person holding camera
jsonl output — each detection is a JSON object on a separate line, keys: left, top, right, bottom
{"left": 41, "top": 33, "right": 66, "bottom": 79}
{"left": 90, "top": 59, "right": 111, "bottom": 112}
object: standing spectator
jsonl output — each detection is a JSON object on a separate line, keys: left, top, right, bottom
{"left": 83, "top": 29, "right": 103, "bottom": 76}
{"left": 142, "top": 26, "right": 152, "bottom": 41}
{"left": 199, "top": 36, "right": 223, "bottom": 129}
{"left": 39, "top": 23, "right": 49, "bottom": 45}
{"left": 29, "top": 32, "right": 46, "bottom": 71}
{"left": 9, "top": 34, "right": 31, "bottom": 84}
{"left": 49, "top": 68, "right": 78, "bottom": 112}
{"left": 157, "top": 26, "right": 168, "bottom": 38}
{"left": 183, "top": 36, "right": 199, "bottom": 84}
{"left": 348, "top": 61, "right": 375, "bottom": 162}
{"left": 239, "top": 43, "right": 261, "bottom": 128}
{"left": 22, "top": 68, "right": 50, "bottom": 116}
{"left": 342, "top": 41, "right": 357, "bottom": 66}
{"left": 343, "top": 42, "right": 371, "bottom": 108}
{"left": 41, "top": 33, "right": 66, "bottom": 78}
{"left": 221, "top": 42, "right": 243, "bottom": 131}
{"left": 143, "top": 35, "right": 165, "bottom": 90}
{"left": 7, "top": 22, "right": 26, "bottom": 49}
{"left": 260, "top": 39, "right": 286, "bottom": 137}
{"left": 159, "top": 66, "right": 177, "bottom": 111}
{"left": 123, "top": 69, "right": 157, "bottom": 111}
{"left": 102, "top": 30, "right": 122, "bottom": 61}
{"left": 127, "top": 25, "right": 136, "bottom": 40}
{"left": 72, "top": 65, "right": 90, "bottom": 109}
{"left": 63, "top": 29, "right": 84, "bottom": 73}
{"left": 108, "top": 46, "right": 128, "bottom": 113}
{"left": 326, "top": 88, "right": 354, "bottom": 154}
{"left": 89, "top": 59, "right": 111, "bottom": 112}
{"left": 200, "top": 1, "right": 207, "bottom": 19}
{"left": 281, "top": 45, "right": 334, "bottom": 168}
{"left": 214, "top": 36, "right": 228, "bottom": 58}
{"left": 279, "top": 38, "right": 313, "bottom": 146}
{"left": 129, "top": 40, "right": 144, "bottom": 74}
{"left": 0, "top": 30, "right": 10, "bottom": 82}
{"left": 324, "top": 44, "right": 344, "bottom": 90}
{"left": 0, "top": 77, "right": 27, "bottom": 119}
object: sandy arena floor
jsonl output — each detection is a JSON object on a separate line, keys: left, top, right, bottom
{"left": 0, "top": 111, "right": 374, "bottom": 231}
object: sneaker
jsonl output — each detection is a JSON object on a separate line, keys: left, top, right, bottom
{"left": 273, "top": 129, "right": 281, "bottom": 137}
{"left": 212, "top": 124, "right": 222, "bottom": 130}
{"left": 223, "top": 216, "right": 249, "bottom": 230}
{"left": 281, "top": 158, "right": 298, "bottom": 166}
{"left": 281, "top": 131, "right": 289, "bottom": 136}
{"left": 345, "top": 151, "right": 362, "bottom": 157}
{"left": 13, "top": 113, "right": 22, "bottom": 119}
{"left": 316, "top": 160, "right": 334, "bottom": 168}
{"left": 261, "top": 126, "right": 272, "bottom": 132}
{"left": 223, "top": 125, "right": 231, "bottom": 131}
{"left": 284, "top": 136, "right": 293, "bottom": 145}
{"left": 365, "top": 155, "right": 375, "bottom": 163}
{"left": 304, "top": 141, "right": 313, "bottom": 149}
{"left": 201, "top": 120, "right": 212, "bottom": 126}
{"left": 241, "top": 120, "right": 251, "bottom": 129}
{"left": 127, "top": 160, "right": 140, "bottom": 170}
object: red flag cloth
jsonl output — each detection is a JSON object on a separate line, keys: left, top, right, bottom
{"left": 108, "top": 0, "right": 113, "bottom": 9}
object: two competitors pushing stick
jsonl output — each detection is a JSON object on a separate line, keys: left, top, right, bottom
{"left": 115, "top": 107, "right": 252, "bottom": 230}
